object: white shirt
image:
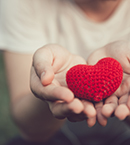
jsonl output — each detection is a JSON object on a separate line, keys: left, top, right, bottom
{"left": 0, "top": 0, "right": 130, "bottom": 59}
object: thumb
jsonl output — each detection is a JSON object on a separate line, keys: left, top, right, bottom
{"left": 40, "top": 62, "right": 54, "bottom": 86}
{"left": 87, "top": 47, "right": 107, "bottom": 65}
{"left": 120, "top": 56, "right": 130, "bottom": 75}
{"left": 33, "top": 45, "right": 54, "bottom": 86}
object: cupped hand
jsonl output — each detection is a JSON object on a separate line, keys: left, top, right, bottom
{"left": 87, "top": 40, "right": 130, "bottom": 126}
{"left": 30, "top": 44, "right": 96, "bottom": 126}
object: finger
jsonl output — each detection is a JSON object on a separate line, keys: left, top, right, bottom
{"left": 127, "top": 95, "right": 130, "bottom": 110}
{"left": 115, "top": 76, "right": 130, "bottom": 97}
{"left": 82, "top": 100, "right": 96, "bottom": 118}
{"left": 31, "top": 67, "right": 74, "bottom": 102}
{"left": 119, "top": 93, "right": 129, "bottom": 104}
{"left": 121, "top": 58, "right": 130, "bottom": 75}
{"left": 115, "top": 104, "right": 130, "bottom": 120}
{"left": 87, "top": 117, "right": 96, "bottom": 127}
{"left": 33, "top": 46, "right": 55, "bottom": 85}
{"left": 102, "top": 95, "right": 118, "bottom": 118}
{"left": 106, "top": 41, "right": 130, "bottom": 74}
{"left": 87, "top": 47, "right": 106, "bottom": 65}
{"left": 67, "top": 100, "right": 96, "bottom": 124}
{"left": 115, "top": 94, "right": 130, "bottom": 120}
{"left": 95, "top": 102, "right": 107, "bottom": 126}
{"left": 118, "top": 52, "right": 130, "bottom": 75}
{"left": 50, "top": 98, "right": 84, "bottom": 119}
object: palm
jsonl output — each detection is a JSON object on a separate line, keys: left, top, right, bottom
{"left": 115, "top": 73, "right": 130, "bottom": 97}
{"left": 54, "top": 54, "right": 86, "bottom": 87}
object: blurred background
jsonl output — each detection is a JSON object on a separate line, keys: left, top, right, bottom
{"left": 0, "top": 51, "right": 19, "bottom": 145}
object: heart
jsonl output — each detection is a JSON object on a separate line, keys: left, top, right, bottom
{"left": 66, "top": 57, "right": 123, "bottom": 102}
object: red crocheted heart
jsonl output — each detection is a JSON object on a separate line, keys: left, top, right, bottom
{"left": 66, "top": 57, "right": 123, "bottom": 102}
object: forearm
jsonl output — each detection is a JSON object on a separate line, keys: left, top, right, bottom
{"left": 11, "top": 93, "right": 65, "bottom": 142}
{"left": 3, "top": 51, "right": 65, "bottom": 142}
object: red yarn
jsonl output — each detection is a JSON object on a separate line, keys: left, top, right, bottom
{"left": 66, "top": 57, "right": 123, "bottom": 102}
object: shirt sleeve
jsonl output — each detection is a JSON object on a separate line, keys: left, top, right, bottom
{"left": 0, "top": 0, "right": 48, "bottom": 54}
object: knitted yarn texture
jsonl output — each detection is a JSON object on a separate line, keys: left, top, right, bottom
{"left": 66, "top": 57, "right": 123, "bottom": 102}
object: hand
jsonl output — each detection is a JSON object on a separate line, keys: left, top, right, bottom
{"left": 30, "top": 44, "right": 96, "bottom": 126}
{"left": 87, "top": 40, "right": 130, "bottom": 126}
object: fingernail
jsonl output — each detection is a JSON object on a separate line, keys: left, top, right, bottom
{"left": 41, "top": 72, "right": 45, "bottom": 81}
{"left": 41, "top": 72, "right": 45, "bottom": 78}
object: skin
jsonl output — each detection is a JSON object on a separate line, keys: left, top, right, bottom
{"left": 87, "top": 41, "right": 130, "bottom": 125}
{"left": 74, "top": 0, "right": 122, "bottom": 22}
{"left": 31, "top": 41, "right": 130, "bottom": 129}
{"left": 3, "top": 52, "right": 65, "bottom": 142}
{"left": 31, "top": 44, "right": 96, "bottom": 124}
{"left": 4, "top": 0, "right": 128, "bottom": 142}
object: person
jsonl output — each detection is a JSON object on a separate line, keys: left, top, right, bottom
{"left": 0, "top": 0, "right": 130, "bottom": 144}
